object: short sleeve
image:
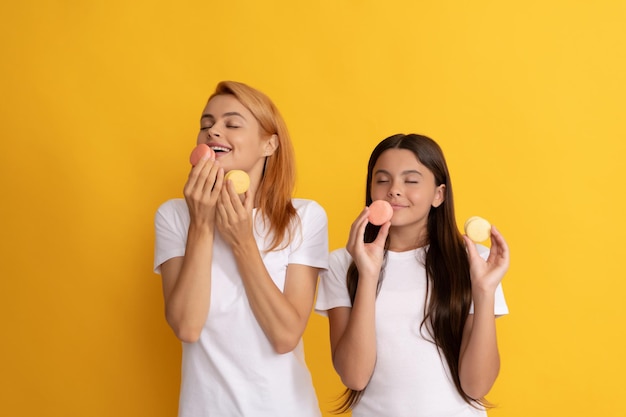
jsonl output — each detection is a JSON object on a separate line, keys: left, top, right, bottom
{"left": 153, "top": 199, "right": 189, "bottom": 274}
{"left": 288, "top": 200, "right": 329, "bottom": 270}
{"left": 315, "top": 248, "right": 353, "bottom": 316}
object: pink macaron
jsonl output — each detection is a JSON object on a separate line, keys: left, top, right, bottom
{"left": 368, "top": 200, "right": 393, "bottom": 225}
{"left": 189, "top": 144, "right": 214, "bottom": 166}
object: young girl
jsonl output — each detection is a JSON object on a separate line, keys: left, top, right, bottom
{"left": 316, "top": 134, "right": 509, "bottom": 416}
{"left": 154, "top": 81, "right": 328, "bottom": 416}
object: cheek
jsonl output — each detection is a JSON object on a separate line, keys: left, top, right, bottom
{"left": 370, "top": 185, "right": 387, "bottom": 199}
{"left": 197, "top": 130, "right": 207, "bottom": 144}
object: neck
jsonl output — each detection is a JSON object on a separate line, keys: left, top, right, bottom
{"left": 388, "top": 226, "right": 428, "bottom": 252}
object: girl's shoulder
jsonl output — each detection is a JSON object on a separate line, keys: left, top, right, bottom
{"left": 329, "top": 247, "right": 352, "bottom": 267}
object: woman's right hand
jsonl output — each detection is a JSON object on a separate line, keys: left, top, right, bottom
{"left": 183, "top": 153, "right": 224, "bottom": 227}
{"left": 346, "top": 207, "right": 391, "bottom": 281}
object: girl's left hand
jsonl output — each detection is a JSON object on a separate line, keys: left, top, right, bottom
{"left": 215, "top": 179, "right": 255, "bottom": 247}
{"left": 463, "top": 225, "right": 510, "bottom": 293}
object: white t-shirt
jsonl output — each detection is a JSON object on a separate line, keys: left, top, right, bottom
{"left": 315, "top": 246, "right": 508, "bottom": 417}
{"left": 154, "top": 198, "right": 328, "bottom": 417}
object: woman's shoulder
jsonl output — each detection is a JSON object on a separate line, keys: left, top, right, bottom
{"left": 292, "top": 198, "right": 324, "bottom": 211}
{"left": 291, "top": 198, "right": 327, "bottom": 219}
{"left": 155, "top": 198, "right": 188, "bottom": 218}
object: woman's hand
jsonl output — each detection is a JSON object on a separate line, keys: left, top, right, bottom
{"left": 183, "top": 154, "right": 224, "bottom": 228}
{"left": 463, "top": 225, "right": 510, "bottom": 293}
{"left": 346, "top": 207, "right": 391, "bottom": 281}
{"left": 215, "top": 177, "right": 255, "bottom": 247}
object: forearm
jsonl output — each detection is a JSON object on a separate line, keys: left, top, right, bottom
{"left": 231, "top": 238, "right": 310, "bottom": 353}
{"left": 165, "top": 225, "right": 214, "bottom": 342}
{"left": 459, "top": 292, "right": 500, "bottom": 399}
{"left": 332, "top": 278, "right": 378, "bottom": 391}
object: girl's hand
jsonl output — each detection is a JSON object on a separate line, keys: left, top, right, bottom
{"left": 346, "top": 207, "right": 391, "bottom": 281}
{"left": 463, "top": 225, "right": 510, "bottom": 293}
{"left": 183, "top": 155, "right": 224, "bottom": 227}
{"left": 215, "top": 177, "right": 255, "bottom": 247}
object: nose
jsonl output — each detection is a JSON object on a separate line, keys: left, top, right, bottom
{"left": 387, "top": 183, "right": 402, "bottom": 197}
{"left": 208, "top": 125, "right": 221, "bottom": 138}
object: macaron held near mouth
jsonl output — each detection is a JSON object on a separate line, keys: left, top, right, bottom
{"left": 368, "top": 200, "right": 394, "bottom": 226}
{"left": 189, "top": 144, "right": 214, "bottom": 166}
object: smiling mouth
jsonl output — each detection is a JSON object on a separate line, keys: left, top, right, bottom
{"left": 210, "top": 146, "right": 231, "bottom": 154}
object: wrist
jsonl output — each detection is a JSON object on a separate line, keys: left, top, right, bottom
{"left": 187, "top": 222, "right": 215, "bottom": 238}
{"left": 230, "top": 235, "right": 257, "bottom": 257}
{"left": 471, "top": 287, "right": 496, "bottom": 306}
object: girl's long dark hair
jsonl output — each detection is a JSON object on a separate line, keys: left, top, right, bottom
{"left": 335, "top": 134, "right": 485, "bottom": 413}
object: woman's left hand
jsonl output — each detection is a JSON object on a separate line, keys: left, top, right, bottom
{"left": 215, "top": 179, "right": 255, "bottom": 247}
{"left": 463, "top": 225, "right": 510, "bottom": 293}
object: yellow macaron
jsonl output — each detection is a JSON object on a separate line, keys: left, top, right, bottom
{"left": 224, "top": 170, "right": 250, "bottom": 194}
{"left": 464, "top": 216, "right": 492, "bottom": 242}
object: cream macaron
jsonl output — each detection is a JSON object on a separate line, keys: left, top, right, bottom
{"left": 464, "top": 216, "right": 492, "bottom": 242}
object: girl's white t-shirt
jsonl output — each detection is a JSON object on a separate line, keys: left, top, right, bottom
{"left": 316, "top": 246, "right": 508, "bottom": 417}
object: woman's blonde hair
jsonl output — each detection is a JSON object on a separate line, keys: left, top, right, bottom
{"left": 209, "top": 81, "right": 296, "bottom": 250}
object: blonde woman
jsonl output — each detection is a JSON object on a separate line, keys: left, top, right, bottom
{"left": 154, "top": 81, "right": 328, "bottom": 416}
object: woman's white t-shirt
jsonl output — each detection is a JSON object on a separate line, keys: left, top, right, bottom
{"left": 155, "top": 198, "right": 328, "bottom": 417}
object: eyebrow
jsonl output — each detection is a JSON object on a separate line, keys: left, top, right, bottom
{"left": 200, "top": 111, "right": 247, "bottom": 121}
{"left": 374, "top": 169, "right": 423, "bottom": 176}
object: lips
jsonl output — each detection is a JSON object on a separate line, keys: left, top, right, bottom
{"left": 390, "top": 203, "right": 407, "bottom": 210}
{"left": 208, "top": 143, "right": 232, "bottom": 154}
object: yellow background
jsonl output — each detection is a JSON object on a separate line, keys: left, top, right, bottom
{"left": 2, "top": 1, "right": 625, "bottom": 416}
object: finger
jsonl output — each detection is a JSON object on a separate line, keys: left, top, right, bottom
{"left": 242, "top": 188, "right": 254, "bottom": 213}
{"left": 199, "top": 158, "right": 220, "bottom": 195}
{"left": 220, "top": 181, "right": 246, "bottom": 224}
{"left": 488, "top": 225, "right": 510, "bottom": 266}
{"left": 198, "top": 160, "right": 218, "bottom": 194}
{"left": 215, "top": 190, "right": 229, "bottom": 225}
{"left": 184, "top": 158, "right": 210, "bottom": 196}
{"left": 185, "top": 156, "right": 215, "bottom": 198}
{"left": 210, "top": 167, "right": 225, "bottom": 198}
{"left": 462, "top": 234, "right": 479, "bottom": 259}
{"left": 347, "top": 208, "right": 369, "bottom": 249}
{"left": 490, "top": 226, "right": 508, "bottom": 251}
{"left": 218, "top": 183, "right": 235, "bottom": 215}
{"left": 373, "top": 221, "right": 391, "bottom": 246}
{"left": 225, "top": 179, "right": 245, "bottom": 212}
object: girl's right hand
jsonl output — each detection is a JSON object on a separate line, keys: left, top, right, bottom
{"left": 346, "top": 207, "right": 391, "bottom": 281}
{"left": 183, "top": 153, "right": 224, "bottom": 227}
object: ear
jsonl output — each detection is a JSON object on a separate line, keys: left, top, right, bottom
{"left": 263, "top": 134, "right": 279, "bottom": 157}
{"left": 432, "top": 184, "right": 446, "bottom": 208}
